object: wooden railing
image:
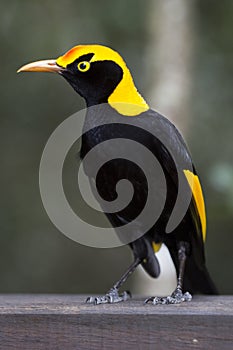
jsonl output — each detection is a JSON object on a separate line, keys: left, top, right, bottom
{"left": 0, "top": 295, "right": 232, "bottom": 349}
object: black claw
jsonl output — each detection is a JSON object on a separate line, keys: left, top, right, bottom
{"left": 144, "top": 296, "right": 155, "bottom": 304}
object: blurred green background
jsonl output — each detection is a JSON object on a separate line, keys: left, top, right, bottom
{"left": 1, "top": 0, "right": 232, "bottom": 294}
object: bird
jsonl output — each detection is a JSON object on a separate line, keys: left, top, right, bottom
{"left": 18, "top": 44, "right": 217, "bottom": 304}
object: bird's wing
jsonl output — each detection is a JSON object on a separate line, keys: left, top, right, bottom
{"left": 136, "top": 109, "right": 206, "bottom": 245}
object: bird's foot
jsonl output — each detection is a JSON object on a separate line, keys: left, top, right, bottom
{"left": 86, "top": 288, "right": 131, "bottom": 305}
{"left": 145, "top": 288, "right": 192, "bottom": 305}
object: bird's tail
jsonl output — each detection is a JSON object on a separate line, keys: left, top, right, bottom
{"left": 183, "top": 257, "right": 218, "bottom": 295}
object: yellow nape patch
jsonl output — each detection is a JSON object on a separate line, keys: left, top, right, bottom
{"left": 184, "top": 170, "right": 206, "bottom": 241}
{"left": 152, "top": 242, "right": 162, "bottom": 253}
{"left": 109, "top": 102, "right": 148, "bottom": 116}
{"left": 108, "top": 63, "right": 149, "bottom": 116}
{"left": 56, "top": 44, "right": 149, "bottom": 116}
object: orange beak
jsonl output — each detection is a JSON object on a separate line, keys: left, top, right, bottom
{"left": 17, "top": 59, "right": 63, "bottom": 73}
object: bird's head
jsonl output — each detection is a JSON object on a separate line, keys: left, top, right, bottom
{"left": 18, "top": 44, "right": 148, "bottom": 116}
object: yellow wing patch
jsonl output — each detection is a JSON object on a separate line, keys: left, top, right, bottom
{"left": 56, "top": 45, "right": 149, "bottom": 116}
{"left": 184, "top": 170, "right": 206, "bottom": 241}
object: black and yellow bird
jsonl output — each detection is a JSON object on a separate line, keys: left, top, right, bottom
{"left": 18, "top": 45, "right": 217, "bottom": 304}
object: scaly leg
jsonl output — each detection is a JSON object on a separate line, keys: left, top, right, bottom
{"left": 145, "top": 242, "right": 192, "bottom": 305}
{"left": 86, "top": 257, "right": 141, "bottom": 305}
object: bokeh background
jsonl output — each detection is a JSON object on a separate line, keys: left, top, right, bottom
{"left": 1, "top": 0, "right": 232, "bottom": 294}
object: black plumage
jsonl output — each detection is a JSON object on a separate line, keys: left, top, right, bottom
{"left": 80, "top": 103, "right": 217, "bottom": 295}
{"left": 18, "top": 44, "right": 217, "bottom": 304}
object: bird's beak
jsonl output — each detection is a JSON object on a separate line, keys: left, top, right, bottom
{"left": 17, "top": 59, "right": 63, "bottom": 73}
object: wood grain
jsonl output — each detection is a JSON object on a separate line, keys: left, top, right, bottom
{"left": 0, "top": 295, "right": 232, "bottom": 350}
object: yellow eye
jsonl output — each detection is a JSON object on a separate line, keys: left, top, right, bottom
{"left": 77, "top": 61, "right": 91, "bottom": 72}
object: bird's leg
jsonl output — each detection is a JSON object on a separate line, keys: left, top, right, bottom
{"left": 86, "top": 258, "right": 141, "bottom": 305}
{"left": 145, "top": 242, "right": 192, "bottom": 305}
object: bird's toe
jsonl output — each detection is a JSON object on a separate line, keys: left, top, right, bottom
{"left": 145, "top": 289, "right": 192, "bottom": 305}
{"left": 85, "top": 288, "right": 131, "bottom": 305}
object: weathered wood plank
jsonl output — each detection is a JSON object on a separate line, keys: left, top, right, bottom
{"left": 0, "top": 295, "right": 232, "bottom": 350}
